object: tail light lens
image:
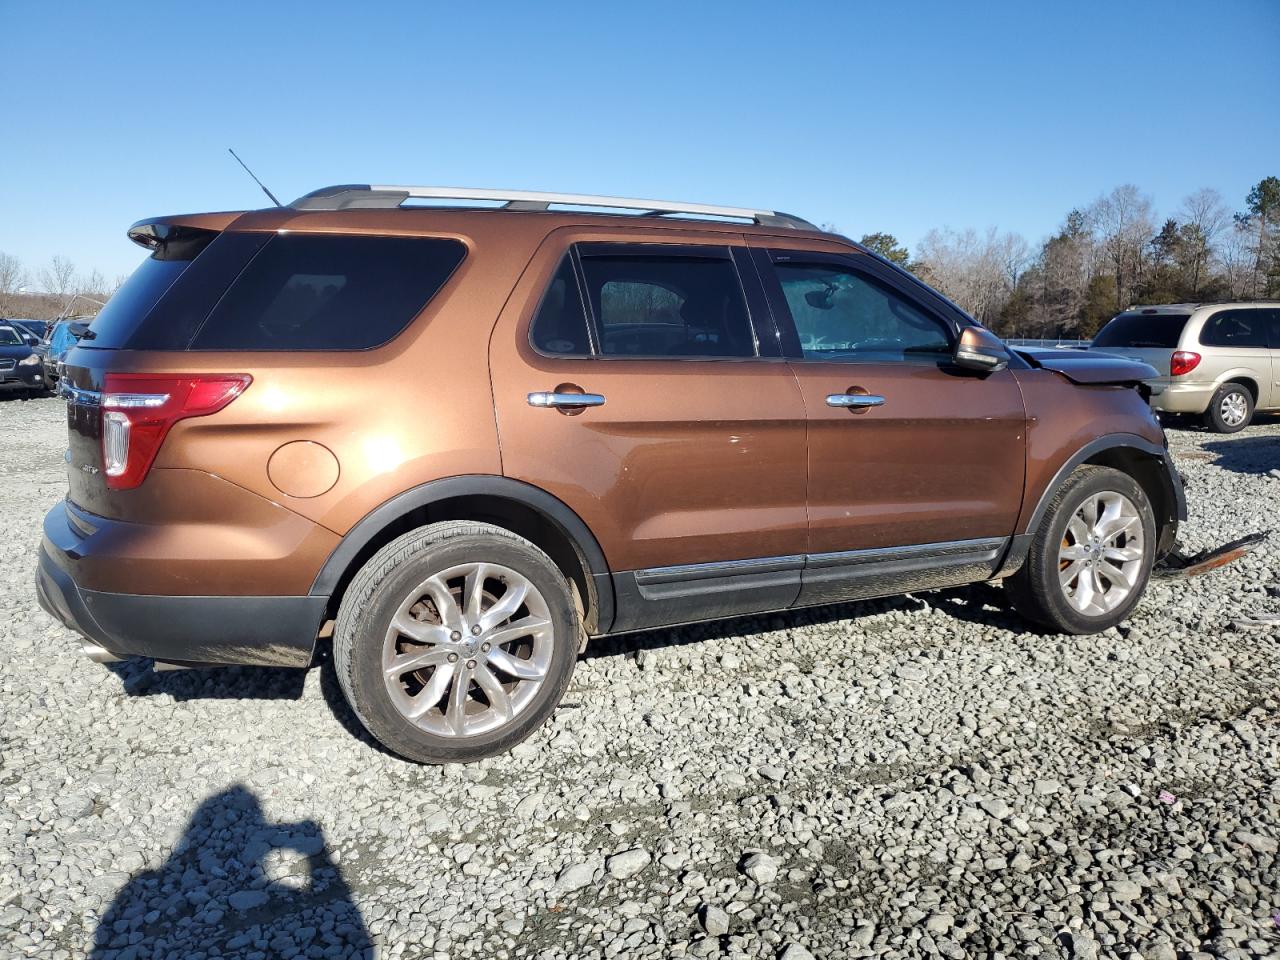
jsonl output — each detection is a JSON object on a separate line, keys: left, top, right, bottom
{"left": 1170, "top": 351, "right": 1201, "bottom": 377}
{"left": 101, "top": 373, "right": 251, "bottom": 489}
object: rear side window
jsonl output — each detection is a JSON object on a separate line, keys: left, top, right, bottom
{"left": 87, "top": 233, "right": 465, "bottom": 351}
{"left": 1092, "top": 312, "right": 1189, "bottom": 348}
{"left": 1199, "top": 309, "right": 1269, "bottom": 348}
{"left": 191, "top": 235, "right": 465, "bottom": 350}
{"left": 577, "top": 251, "right": 755, "bottom": 358}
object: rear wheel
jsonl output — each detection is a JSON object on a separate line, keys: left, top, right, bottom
{"left": 1006, "top": 465, "right": 1156, "bottom": 634}
{"left": 1203, "top": 382, "right": 1253, "bottom": 433}
{"left": 333, "top": 521, "right": 578, "bottom": 763}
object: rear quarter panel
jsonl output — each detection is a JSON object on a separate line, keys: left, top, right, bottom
{"left": 84, "top": 214, "right": 544, "bottom": 541}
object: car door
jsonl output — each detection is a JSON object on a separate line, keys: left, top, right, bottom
{"left": 1198, "top": 307, "right": 1276, "bottom": 409}
{"left": 489, "top": 228, "right": 809, "bottom": 632}
{"left": 748, "top": 239, "right": 1027, "bottom": 606}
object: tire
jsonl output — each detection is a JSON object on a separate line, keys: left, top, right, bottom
{"left": 1203, "top": 382, "right": 1253, "bottom": 433}
{"left": 333, "top": 521, "right": 579, "bottom": 763}
{"left": 1005, "top": 465, "right": 1156, "bottom": 635}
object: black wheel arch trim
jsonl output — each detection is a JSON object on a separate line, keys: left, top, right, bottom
{"left": 308, "top": 475, "right": 615, "bottom": 632}
{"left": 1021, "top": 433, "right": 1187, "bottom": 538}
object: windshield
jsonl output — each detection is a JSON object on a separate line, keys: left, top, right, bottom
{"left": 1093, "top": 312, "right": 1189, "bottom": 349}
{"left": 0, "top": 327, "right": 23, "bottom": 346}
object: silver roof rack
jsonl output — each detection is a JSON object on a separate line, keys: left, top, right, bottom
{"left": 289, "top": 184, "right": 819, "bottom": 230}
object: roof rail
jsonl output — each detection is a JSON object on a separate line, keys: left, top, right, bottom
{"left": 289, "top": 184, "right": 820, "bottom": 230}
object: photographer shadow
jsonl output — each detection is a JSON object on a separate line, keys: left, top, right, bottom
{"left": 90, "top": 785, "right": 371, "bottom": 959}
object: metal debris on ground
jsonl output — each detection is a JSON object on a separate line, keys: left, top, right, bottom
{"left": 1155, "top": 532, "right": 1269, "bottom": 579}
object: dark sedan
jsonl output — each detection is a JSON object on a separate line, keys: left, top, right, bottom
{"left": 0, "top": 323, "right": 48, "bottom": 397}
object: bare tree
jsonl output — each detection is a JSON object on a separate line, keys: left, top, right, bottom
{"left": 915, "top": 227, "right": 1027, "bottom": 325}
{"left": 1219, "top": 221, "right": 1257, "bottom": 298}
{"left": 79, "top": 269, "right": 108, "bottom": 300}
{"left": 1086, "top": 185, "right": 1155, "bottom": 310}
{"left": 1177, "top": 188, "right": 1229, "bottom": 295}
{"left": 0, "top": 252, "right": 26, "bottom": 314}
{"left": 39, "top": 255, "right": 79, "bottom": 298}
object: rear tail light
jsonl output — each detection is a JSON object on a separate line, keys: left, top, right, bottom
{"left": 1170, "top": 351, "right": 1201, "bottom": 377}
{"left": 101, "top": 373, "right": 251, "bottom": 489}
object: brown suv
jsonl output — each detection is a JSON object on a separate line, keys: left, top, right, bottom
{"left": 37, "top": 185, "right": 1185, "bottom": 763}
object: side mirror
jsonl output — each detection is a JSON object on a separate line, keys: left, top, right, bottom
{"left": 953, "top": 326, "right": 1010, "bottom": 373}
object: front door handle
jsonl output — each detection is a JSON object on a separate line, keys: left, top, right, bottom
{"left": 528, "top": 391, "right": 606, "bottom": 409}
{"left": 826, "top": 393, "right": 885, "bottom": 408}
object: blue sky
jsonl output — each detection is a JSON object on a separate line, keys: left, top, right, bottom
{"left": 2, "top": 0, "right": 1278, "bottom": 284}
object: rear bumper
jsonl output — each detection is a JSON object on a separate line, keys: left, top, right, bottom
{"left": 38, "top": 503, "right": 327, "bottom": 667}
{"left": 1151, "top": 381, "right": 1215, "bottom": 414}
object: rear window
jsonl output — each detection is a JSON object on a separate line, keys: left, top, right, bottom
{"left": 1092, "top": 312, "right": 1189, "bottom": 349}
{"left": 86, "top": 233, "right": 465, "bottom": 351}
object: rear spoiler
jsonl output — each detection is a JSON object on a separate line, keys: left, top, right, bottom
{"left": 126, "top": 211, "right": 246, "bottom": 257}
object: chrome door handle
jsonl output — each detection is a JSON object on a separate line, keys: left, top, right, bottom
{"left": 826, "top": 394, "right": 885, "bottom": 408}
{"left": 528, "top": 391, "right": 606, "bottom": 409}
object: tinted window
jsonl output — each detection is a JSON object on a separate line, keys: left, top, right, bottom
{"left": 1093, "top": 312, "right": 1189, "bottom": 348}
{"left": 85, "top": 233, "right": 464, "bottom": 351}
{"left": 85, "top": 257, "right": 194, "bottom": 349}
{"left": 775, "top": 262, "right": 951, "bottom": 361}
{"left": 530, "top": 256, "right": 591, "bottom": 356}
{"left": 577, "top": 251, "right": 755, "bottom": 358}
{"left": 191, "top": 235, "right": 465, "bottom": 351}
{"left": 1199, "top": 309, "right": 1269, "bottom": 348}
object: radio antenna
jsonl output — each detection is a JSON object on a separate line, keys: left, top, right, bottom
{"left": 227, "top": 148, "right": 283, "bottom": 207}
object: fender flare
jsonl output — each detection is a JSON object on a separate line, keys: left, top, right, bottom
{"left": 309, "top": 475, "right": 615, "bottom": 630}
{"left": 998, "top": 434, "right": 1186, "bottom": 577}
{"left": 1022, "top": 433, "right": 1187, "bottom": 536}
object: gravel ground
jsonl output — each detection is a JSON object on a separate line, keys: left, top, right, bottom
{"left": 2, "top": 394, "right": 1278, "bottom": 960}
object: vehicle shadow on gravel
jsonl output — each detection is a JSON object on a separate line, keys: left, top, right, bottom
{"left": 104, "top": 658, "right": 307, "bottom": 701}
{"left": 89, "top": 785, "right": 371, "bottom": 959}
{"left": 1200, "top": 434, "right": 1280, "bottom": 476}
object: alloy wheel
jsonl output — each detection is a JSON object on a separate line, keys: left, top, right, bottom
{"left": 382, "top": 562, "right": 553, "bottom": 737}
{"left": 1057, "top": 491, "right": 1146, "bottom": 616}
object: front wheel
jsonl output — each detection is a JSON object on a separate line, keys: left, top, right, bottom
{"left": 1005, "top": 466, "right": 1156, "bottom": 634}
{"left": 333, "top": 521, "right": 579, "bottom": 763}
{"left": 1203, "top": 383, "right": 1253, "bottom": 433}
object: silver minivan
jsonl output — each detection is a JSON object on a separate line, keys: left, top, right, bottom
{"left": 1091, "top": 302, "right": 1280, "bottom": 432}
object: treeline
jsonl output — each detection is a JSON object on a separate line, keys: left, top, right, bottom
{"left": 0, "top": 252, "right": 123, "bottom": 320}
{"left": 857, "top": 176, "right": 1280, "bottom": 340}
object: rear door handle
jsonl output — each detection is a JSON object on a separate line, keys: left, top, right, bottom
{"left": 528, "top": 391, "right": 606, "bottom": 409}
{"left": 826, "top": 394, "right": 885, "bottom": 408}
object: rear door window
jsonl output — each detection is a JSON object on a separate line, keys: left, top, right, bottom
{"left": 1092, "top": 312, "right": 1189, "bottom": 348}
{"left": 576, "top": 247, "right": 756, "bottom": 358}
{"left": 530, "top": 256, "right": 592, "bottom": 356}
{"left": 1199, "top": 309, "right": 1270, "bottom": 348}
